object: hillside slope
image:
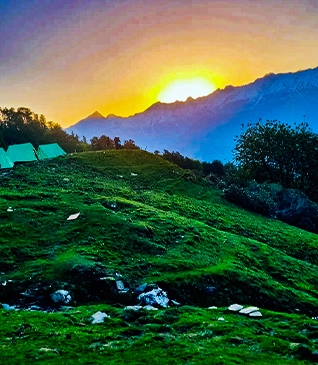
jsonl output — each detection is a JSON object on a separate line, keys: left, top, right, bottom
{"left": 0, "top": 150, "right": 317, "bottom": 364}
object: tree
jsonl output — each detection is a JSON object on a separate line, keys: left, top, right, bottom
{"left": 123, "top": 139, "right": 140, "bottom": 150}
{"left": 234, "top": 120, "right": 318, "bottom": 201}
{"left": 114, "top": 137, "right": 121, "bottom": 150}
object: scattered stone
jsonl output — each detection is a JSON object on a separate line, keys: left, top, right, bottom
{"left": 115, "top": 280, "right": 125, "bottom": 291}
{"left": 7, "top": 207, "right": 14, "bottom": 212}
{"left": 29, "top": 305, "right": 42, "bottom": 311}
{"left": 218, "top": 317, "right": 225, "bottom": 321}
{"left": 63, "top": 178, "right": 70, "bottom": 182}
{"left": 2, "top": 303, "right": 16, "bottom": 310}
{"left": 143, "top": 305, "right": 158, "bottom": 311}
{"left": 117, "top": 175, "right": 123, "bottom": 178}
{"left": 137, "top": 288, "right": 169, "bottom": 308}
{"left": 39, "top": 347, "right": 59, "bottom": 354}
{"left": 50, "top": 290, "right": 72, "bottom": 304}
{"left": 125, "top": 306, "right": 142, "bottom": 311}
{"left": 134, "top": 283, "right": 148, "bottom": 295}
{"left": 249, "top": 311, "right": 262, "bottom": 317}
{"left": 67, "top": 212, "right": 80, "bottom": 221}
{"left": 312, "top": 316, "right": 318, "bottom": 321}
{"left": 170, "top": 300, "right": 181, "bottom": 306}
{"left": 208, "top": 306, "right": 218, "bottom": 309}
{"left": 91, "top": 311, "right": 110, "bottom": 324}
{"left": 239, "top": 306, "right": 259, "bottom": 315}
{"left": 228, "top": 304, "right": 243, "bottom": 311}
{"left": 131, "top": 173, "right": 138, "bottom": 176}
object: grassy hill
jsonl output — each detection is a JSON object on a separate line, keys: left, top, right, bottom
{"left": 0, "top": 150, "right": 317, "bottom": 364}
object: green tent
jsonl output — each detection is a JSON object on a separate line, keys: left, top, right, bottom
{"left": 37, "top": 143, "right": 66, "bottom": 160}
{"left": 0, "top": 148, "right": 14, "bottom": 169}
{"left": 6, "top": 143, "right": 38, "bottom": 163}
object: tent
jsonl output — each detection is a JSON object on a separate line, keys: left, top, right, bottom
{"left": 6, "top": 143, "right": 38, "bottom": 163}
{"left": 37, "top": 143, "right": 66, "bottom": 160}
{"left": 0, "top": 148, "right": 14, "bottom": 169}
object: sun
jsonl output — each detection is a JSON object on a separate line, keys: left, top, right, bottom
{"left": 158, "top": 77, "right": 216, "bottom": 103}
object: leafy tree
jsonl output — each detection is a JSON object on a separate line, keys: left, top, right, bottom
{"left": 234, "top": 120, "right": 318, "bottom": 201}
{"left": 114, "top": 137, "right": 121, "bottom": 150}
{"left": 202, "top": 160, "right": 225, "bottom": 177}
{"left": 123, "top": 139, "right": 140, "bottom": 150}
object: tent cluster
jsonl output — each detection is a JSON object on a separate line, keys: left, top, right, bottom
{"left": 0, "top": 143, "right": 66, "bottom": 169}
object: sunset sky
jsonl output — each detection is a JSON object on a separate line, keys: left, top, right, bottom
{"left": 1, "top": 0, "right": 318, "bottom": 127}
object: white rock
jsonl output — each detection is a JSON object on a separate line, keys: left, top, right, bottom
{"left": 2, "top": 303, "right": 16, "bottom": 310}
{"left": 249, "top": 311, "right": 262, "bottom": 317}
{"left": 137, "top": 288, "right": 169, "bottom": 308}
{"left": 116, "top": 280, "right": 125, "bottom": 291}
{"left": 67, "top": 212, "right": 80, "bottom": 221}
{"left": 131, "top": 173, "right": 138, "bottom": 176}
{"left": 143, "top": 305, "right": 158, "bottom": 311}
{"left": 239, "top": 306, "right": 259, "bottom": 314}
{"left": 91, "top": 311, "right": 109, "bottom": 324}
{"left": 218, "top": 317, "right": 225, "bottom": 321}
{"left": 208, "top": 306, "right": 218, "bottom": 309}
{"left": 228, "top": 304, "right": 243, "bottom": 311}
{"left": 125, "top": 306, "right": 143, "bottom": 311}
{"left": 50, "top": 290, "right": 72, "bottom": 304}
{"left": 7, "top": 208, "right": 14, "bottom": 212}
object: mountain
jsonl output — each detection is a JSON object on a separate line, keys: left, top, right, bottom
{"left": 68, "top": 67, "right": 318, "bottom": 161}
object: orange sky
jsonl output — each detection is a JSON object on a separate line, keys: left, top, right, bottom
{"left": 1, "top": 0, "right": 318, "bottom": 127}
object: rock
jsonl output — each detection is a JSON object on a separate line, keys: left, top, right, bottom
{"left": 125, "top": 306, "right": 142, "bottom": 311}
{"left": 29, "top": 305, "right": 42, "bottom": 311}
{"left": 91, "top": 311, "right": 109, "bottom": 324}
{"left": 2, "top": 303, "right": 16, "bottom": 310}
{"left": 137, "top": 288, "right": 169, "bottom": 308}
{"left": 203, "top": 286, "right": 216, "bottom": 294}
{"left": 50, "top": 290, "right": 72, "bottom": 304}
{"left": 208, "top": 306, "right": 218, "bottom": 309}
{"left": 143, "top": 305, "right": 158, "bottom": 311}
{"left": 239, "top": 306, "right": 259, "bottom": 314}
{"left": 170, "top": 300, "right": 181, "bottom": 306}
{"left": 218, "top": 317, "right": 225, "bottom": 321}
{"left": 134, "top": 283, "right": 148, "bottom": 295}
{"left": 131, "top": 173, "right": 138, "bottom": 176}
{"left": 228, "top": 304, "right": 243, "bottom": 311}
{"left": 249, "top": 311, "right": 262, "bottom": 317}
{"left": 115, "top": 280, "right": 125, "bottom": 291}
{"left": 67, "top": 213, "right": 80, "bottom": 221}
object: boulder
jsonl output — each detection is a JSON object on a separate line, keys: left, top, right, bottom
{"left": 143, "top": 305, "right": 158, "bottom": 311}
{"left": 137, "top": 288, "right": 169, "bottom": 308}
{"left": 228, "top": 304, "right": 243, "bottom": 311}
{"left": 239, "top": 306, "right": 259, "bottom": 314}
{"left": 249, "top": 311, "right": 262, "bottom": 317}
{"left": 134, "top": 283, "right": 148, "bottom": 295}
{"left": 50, "top": 290, "right": 72, "bottom": 304}
{"left": 91, "top": 311, "right": 109, "bottom": 324}
{"left": 125, "top": 306, "right": 143, "bottom": 311}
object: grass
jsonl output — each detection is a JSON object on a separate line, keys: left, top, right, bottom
{"left": 0, "top": 150, "right": 317, "bottom": 364}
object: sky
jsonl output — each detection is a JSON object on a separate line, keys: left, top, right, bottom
{"left": 1, "top": 0, "right": 318, "bottom": 127}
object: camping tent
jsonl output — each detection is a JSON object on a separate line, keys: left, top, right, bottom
{"left": 37, "top": 143, "right": 66, "bottom": 160}
{"left": 0, "top": 148, "right": 14, "bottom": 169}
{"left": 6, "top": 143, "right": 38, "bottom": 163}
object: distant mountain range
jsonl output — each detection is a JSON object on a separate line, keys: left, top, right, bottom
{"left": 67, "top": 67, "right": 318, "bottom": 161}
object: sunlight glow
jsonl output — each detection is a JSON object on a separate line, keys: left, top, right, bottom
{"left": 158, "top": 77, "right": 216, "bottom": 103}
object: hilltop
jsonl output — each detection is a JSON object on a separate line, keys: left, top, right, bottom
{"left": 0, "top": 150, "right": 318, "bottom": 364}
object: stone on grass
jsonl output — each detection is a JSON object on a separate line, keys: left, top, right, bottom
{"left": 67, "top": 212, "right": 80, "bottom": 221}
{"left": 249, "top": 311, "right": 262, "bottom": 317}
{"left": 91, "top": 311, "right": 110, "bottom": 324}
{"left": 50, "top": 290, "right": 72, "bottom": 304}
{"left": 228, "top": 304, "right": 243, "bottom": 311}
{"left": 218, "top": 317, "right": 225, "bottom": 321}
{"left": 137, "top": 288, "right": 169, "bottom": 308}
{"left": 134, "top": 283, "right": 148, "bottom": 295}
{"left": 208, "top": 306, "right": 218, "bottom": 309}
{"left": 170, "top": 300, "right": 181, "bottom": 306}
{"left": 125, "top": 306, "right": 142, "bottom": 311}
{"left": 239, "top": 306, "right": 259, "bottom": 314}
{"left": 116, "top": 280, "right": 125, "bottom": 291}
{"left": 143, "top": 305, "right": 158, "bottom": 311}
{"left": 2, "top": 303, "right": 16, "bottom": 310}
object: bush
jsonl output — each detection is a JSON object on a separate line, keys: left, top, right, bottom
{"left": 224, "top": 181, "right": 318, "bottom": 233}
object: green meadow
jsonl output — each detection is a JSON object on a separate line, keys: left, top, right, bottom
{"left": 0, "top": 150, "right": 317, "bottom": 364}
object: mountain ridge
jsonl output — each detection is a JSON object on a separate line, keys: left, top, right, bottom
{"left": 68, "top": 66, "right": 318, "bottom": 161}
